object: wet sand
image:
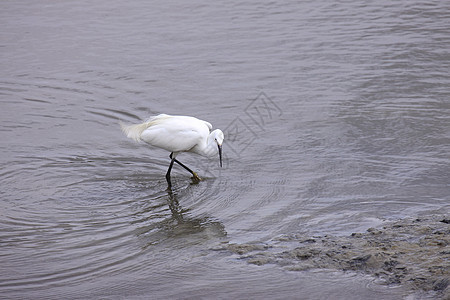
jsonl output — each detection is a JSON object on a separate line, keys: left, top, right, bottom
{"left": 223, "top": 216, "right": 449, "bottom": 299}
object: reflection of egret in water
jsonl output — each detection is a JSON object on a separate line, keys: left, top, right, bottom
{"left": 133, "top": 188, "right": 227, "bottom": 249}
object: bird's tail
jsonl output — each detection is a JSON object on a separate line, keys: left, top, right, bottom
{"left": 120, "top": 114, "right": 171, "bottom": 143}
{"left": 120, "top": 121, "right": 150, "bottom": 143}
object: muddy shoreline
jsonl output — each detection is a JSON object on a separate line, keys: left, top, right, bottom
{"left": 222, "top": 216, "right": 449, "bottom": 299}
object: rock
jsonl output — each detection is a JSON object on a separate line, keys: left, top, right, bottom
{"left": 227, "top": 243, "right": 268, "bottom": 255}
{"left": 224, "top": 215, "right": 449, "bottom": 298}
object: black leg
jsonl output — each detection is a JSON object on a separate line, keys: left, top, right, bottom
{"left": 175, "top": 159, "right": 194, "bottom": 174}
{"left": 166, "top": 155, "right": 176, "bottom": 188}
{"left": 169, "top": 153, "right": 201, "bottom": 182}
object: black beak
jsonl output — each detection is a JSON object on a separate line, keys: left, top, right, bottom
{"left": 218, "top": 144, "right": 222, "bottom": 168}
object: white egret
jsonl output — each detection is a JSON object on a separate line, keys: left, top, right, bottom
{"left": 120, "top": 114, "right": 224, "bottom": 187}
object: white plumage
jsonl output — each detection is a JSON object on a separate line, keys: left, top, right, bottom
{"left": 120, "top": 114, "right": 224, "bottom": 187}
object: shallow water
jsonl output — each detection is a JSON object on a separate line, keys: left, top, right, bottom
{"left": 1, "top": 0, "right": 449, "bottom": 299}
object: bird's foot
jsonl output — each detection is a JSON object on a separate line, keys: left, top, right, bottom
{"left": 191, "top": 172, "right": 202, "bottom": 183}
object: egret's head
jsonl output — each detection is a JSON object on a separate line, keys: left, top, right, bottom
{"left": 212, "top": 129, "right": 224, "bottom": 167}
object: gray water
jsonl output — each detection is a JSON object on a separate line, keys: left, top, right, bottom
{"left": 1, "top": 1, "right": 449, "bottom": 299}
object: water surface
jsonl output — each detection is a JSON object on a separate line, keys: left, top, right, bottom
{"left": 1, "top": 0, "right": 449, "bottom": 299}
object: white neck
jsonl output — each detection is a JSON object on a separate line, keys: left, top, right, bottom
{"left": 203, "top": 132, "right": 219, "bottom": 157}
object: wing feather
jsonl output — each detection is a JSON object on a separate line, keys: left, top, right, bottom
{"left": 121, "top": 114, "right": 211, "bottom": 153}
